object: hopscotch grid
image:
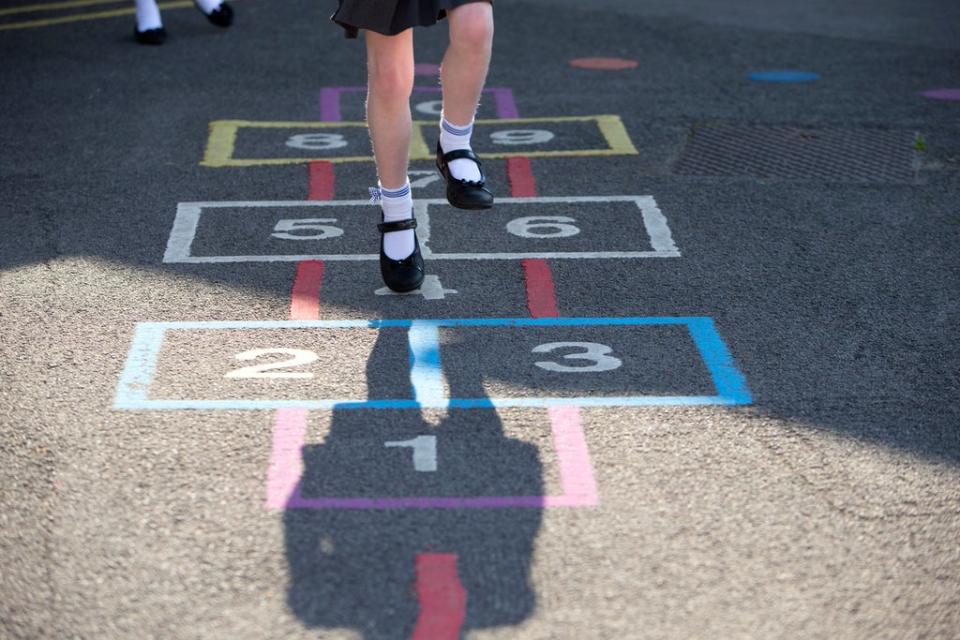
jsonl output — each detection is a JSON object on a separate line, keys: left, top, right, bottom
{"left": 163, "top": 196, "right": 681, "bottom": 263}
{"left": 113, "top": 317, "right": 752, "bottom": 410}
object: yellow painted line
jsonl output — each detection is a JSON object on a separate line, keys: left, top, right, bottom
{"left": 0, "top": 0, "right": 126, "bottom": 18}
{"left": 0, "top": 0, "right": 192, "bottom": 30}
{"left": 202, "top": 116, "right": 639, "bottom": 167}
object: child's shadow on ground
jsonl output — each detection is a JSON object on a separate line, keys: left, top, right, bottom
{"left": 284, "top": 329, "right": 545, "bottom": 639}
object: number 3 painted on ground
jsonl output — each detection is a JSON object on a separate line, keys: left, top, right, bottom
{"left": 532, "top": 342, "right": 623, "bottom": 373}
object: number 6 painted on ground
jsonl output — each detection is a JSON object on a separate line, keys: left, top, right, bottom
{"left": 532, "top": 342, "right": 623, "bottom": 373}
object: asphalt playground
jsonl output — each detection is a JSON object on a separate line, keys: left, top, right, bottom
{"left": 1, "top": 0, "right": 959, "bottom": 638}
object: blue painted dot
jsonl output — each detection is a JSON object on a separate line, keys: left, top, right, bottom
{"left": 749, "top": 70, "right": 820, "bottom": 83}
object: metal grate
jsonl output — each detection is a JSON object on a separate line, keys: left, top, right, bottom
{"left": 673, "top": 125, "right": 918, "bottom": 182}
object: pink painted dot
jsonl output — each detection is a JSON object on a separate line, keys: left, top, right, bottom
{"left": 415, "top": 63, "right": 441, "bottom": 76}
{"left": 921, "top": 89, "right": 960, "bottom": 101}
{"left": 569, "top": 57, "right": 639, "bottom": 71}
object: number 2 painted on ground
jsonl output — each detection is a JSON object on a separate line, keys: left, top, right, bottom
{"left": 532, "top": 342, "right": 622, "bottom": 373}
{"left": 225, "top": 349, "right": 318, "bottom": 379}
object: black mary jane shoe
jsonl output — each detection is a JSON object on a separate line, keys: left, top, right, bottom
{"left": 378, "top": 218, "right": 425, "bottom": 293}
{"left": 436, "top": 142, "right": 494, "bottom": 210}
{"left": 134, "top": 26, "right": 167, "bottom": 45}
{"left": 198, "top": 1, "right": 233, "bottom": 27}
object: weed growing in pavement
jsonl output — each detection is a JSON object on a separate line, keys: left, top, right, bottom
{"left": 912, "top": 132, "right": 928, "bottom": 182}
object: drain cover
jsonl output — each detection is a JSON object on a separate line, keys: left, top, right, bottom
{"left": 673, "top": 125, "right": 918, "bottom": 182}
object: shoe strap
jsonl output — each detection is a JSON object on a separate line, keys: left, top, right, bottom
{"left": 441, "top": 148, "right": 482, "bottom": 166}
{"left": 377, "top": 218, "right": 418, "bottom": 234}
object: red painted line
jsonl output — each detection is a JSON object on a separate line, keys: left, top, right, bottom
{"left": 308, "top": 161, "right": 335, "bottom": 200}
{"left": 412, "top": 553, "right": 467, "bottom": 640}
{"left": 507, "top": 156, "right": 537, "bottom": 197}
{"left": 289, "top": 260, "right": 324, "bottom": 321}
{"left": 522, "top": 259, "right": 559, "bottom": 318}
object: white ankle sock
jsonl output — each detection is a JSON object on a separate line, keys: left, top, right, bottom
{"left": 135, "top": 0, "right": 163, "bottom": 31}
{"left": 378, "top": 181, "right": 415, "bottom": 260}
{"left": 439, "top": 116, "right": 482, "bottom": 183}
{"left": 195, "top": 0, "right": 223, "bottom": 14}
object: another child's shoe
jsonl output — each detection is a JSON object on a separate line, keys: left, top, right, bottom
{"left": 197, "top": 1, "right": 233, "bottom": 27}
{"left": 134, "top": 26, "right": 167, "bottom": 45}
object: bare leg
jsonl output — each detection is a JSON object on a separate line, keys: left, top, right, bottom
{"left": 366, "top": 29, "right": 415, "bottom": 189}
{"left": 441, "top": 2, "right": 494, "bottom": 126}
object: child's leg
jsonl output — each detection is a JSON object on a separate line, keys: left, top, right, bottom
{"left": 366, "top": 30, "right": 416, "bottom": 259}
{"left": 439, "top": 2, "right": 494, "bottom": 182}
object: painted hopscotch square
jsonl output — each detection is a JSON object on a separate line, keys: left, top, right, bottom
{"left": 114, "top": 318, "right": 752, "bottom": 411}
{"left": 420, "top": 196, "right": 679, "bottom": 259}
{"left": 146, "top": 326, "right": 412, "bottom": 404}
{"left": 439, "top": 324, "right": 715, "bottom": 399}
{"left": 163, "top": 196, "right": 679, "bottom": 264}
{"left": 201, "top": 116, "right": 638, "bottom": 167}
{"left": 268, "top": 406, "right": 598, "bottom": 510}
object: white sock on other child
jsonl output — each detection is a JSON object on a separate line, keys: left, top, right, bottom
{"left": 135, "top": 0, "right": 162, "bottom": 30}
{"left": 194, "top": 0, "right": 223, "bottom": 14}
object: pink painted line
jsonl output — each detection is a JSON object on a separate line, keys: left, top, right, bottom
{"left": 267, "top": 406, "right": 596, "bottom": 510}
{"left": 413, "top": 553, "right": 467, "bottom": 640}
{"left": 319, "top": 87, "right": 342, "bottom": 122}
{"left": 549, "top": 406, "right": 598, "bottom": 505}
{"left": 289, "top": 260, "right": 324, "bottom": 321}
{"left": 265, "top": 408, "right": 309, "bottom": 509}
{"left": 308, "top": 161, "right": 336, "bottom": 200}
{"left": 522, "top": 259, "right": 560, "bottom": 318}
{"left": 507, "top": 156, "right": 537, "bottom": 197}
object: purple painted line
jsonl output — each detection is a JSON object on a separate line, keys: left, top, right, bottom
{"left": 489, "top": 87, "right": 519, "bottom": 119}
{"left": 286, "top": 492, "right": 549, "bottom": 510}
{"left": 319, "top": 87, "right": 342, "bottom": 122}
{"left": 921, "top": 88, "right": 960, "bottom": 101}
{"left": 318, "top": 86, "right": 519, "bottom": 119}
{"left": 415, "top": 62, "right": 441, "bottom": 76}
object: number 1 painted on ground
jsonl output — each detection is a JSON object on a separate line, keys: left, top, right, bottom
{"left": 385, "top": 435, "right": 438, "bottom": 472}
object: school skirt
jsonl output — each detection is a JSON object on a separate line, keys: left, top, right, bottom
{"left": 332, "top": 0, "right": 492, "bottom": 38}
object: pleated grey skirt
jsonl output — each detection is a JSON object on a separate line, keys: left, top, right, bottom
{"left": 332, "top": 0, "right": 492, "bottom": 38}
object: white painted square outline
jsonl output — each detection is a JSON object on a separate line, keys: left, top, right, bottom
{"left": 163, "top": 196, "right": 681, "bottom": 264}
